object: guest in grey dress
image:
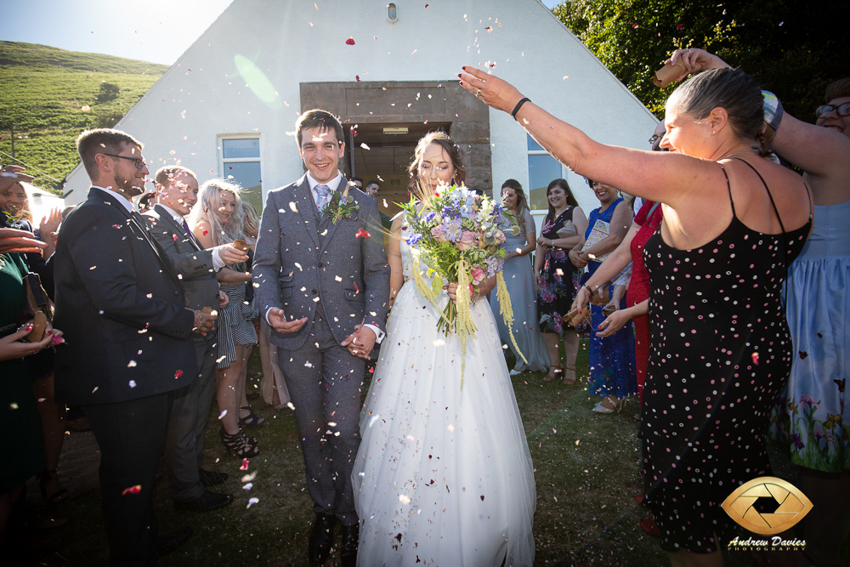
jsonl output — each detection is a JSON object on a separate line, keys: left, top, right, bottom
{"left": 491, "top": 180, "right": 550, "bottom": 374}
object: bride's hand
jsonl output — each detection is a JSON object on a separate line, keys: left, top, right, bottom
{"left": 458, "top": 66, "right": 524, "bottom": 115}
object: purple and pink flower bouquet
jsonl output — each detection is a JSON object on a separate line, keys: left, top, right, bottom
{"left": 400, "top": 183, "right": 527, "bottom": 381}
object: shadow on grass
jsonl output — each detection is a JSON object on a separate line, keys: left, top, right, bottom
{"left": 24, "top": 340, "right": 785, "bottom": 566}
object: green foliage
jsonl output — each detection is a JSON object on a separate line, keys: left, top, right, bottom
{"left": 554, "top": 0, "right": 850, "bottom": 121}
{"left": 0, "top": 41, "right": 168, "bottom": 193}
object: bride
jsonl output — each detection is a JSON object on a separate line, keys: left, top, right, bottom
{"left": 352, "top": 131, "right": 537, "bottom": 567}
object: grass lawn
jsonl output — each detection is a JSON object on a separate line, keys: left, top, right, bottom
{"left": 23, "top": 339, "right": 780, "bottom": 566}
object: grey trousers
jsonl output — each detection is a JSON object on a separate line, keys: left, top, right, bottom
{"left": 163, "top": 335, "right": 217, "bottom": 502}
{"left": 277, "top": 310, "right": 364, "bottom": 526}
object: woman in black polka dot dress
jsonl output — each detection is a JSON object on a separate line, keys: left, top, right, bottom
{"left": 460, "top": 58, "right": 813, "bottom": 564}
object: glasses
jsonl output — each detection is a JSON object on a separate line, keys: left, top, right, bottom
{"left": 102, "top": 153, "right": 147, "bottom": 170}
{"left": 816, "top": 102, "right": 850, "bottom": 119}
{"left": 648, "top": 134, "right": 661, "bottom": 146}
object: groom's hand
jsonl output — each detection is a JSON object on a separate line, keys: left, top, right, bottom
{"left": 268, "top": 307, "right": 308, "bottom": 334}
{"left": 342, "top": 324, "right": 376, "bottom": 359}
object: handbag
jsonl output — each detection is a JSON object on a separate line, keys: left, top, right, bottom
{"left": 21, "top": 272, "right": 54, "bottom": 342}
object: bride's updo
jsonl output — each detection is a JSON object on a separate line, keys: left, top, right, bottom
{"left": 408, "top": 131, "right": 467, "bottom": 196}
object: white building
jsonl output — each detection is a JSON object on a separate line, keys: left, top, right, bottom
{"left": 62, "top": 0, "right": 657, "bottom": 226}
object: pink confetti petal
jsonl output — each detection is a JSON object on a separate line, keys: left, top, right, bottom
{"left": 240, "top": 458, "right": 250, "bottom": 471}
{"left": 345, "top": 37, "right": 355, "bottom": 45}
{"left": 122, "top": 485, "right": 142, "bottom": 495}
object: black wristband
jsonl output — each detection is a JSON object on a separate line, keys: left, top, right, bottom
{"left": 511, "top": 97, "right": 531, "bottom": 120}
{"left": 583, "top": 284, "right": 593, "bottom": 294}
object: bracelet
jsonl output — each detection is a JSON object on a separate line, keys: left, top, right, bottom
{"left": 511, "top": 97, "right": 531, "bottom": 120}
{"left": 583, "top": 284, "right": 593, "bottom": 294}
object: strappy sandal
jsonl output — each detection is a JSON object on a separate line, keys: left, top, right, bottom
{"left": 37, "top": 469, "right": 69, "bottom": 505}
{"left": 562, "top": 366, "right": 577, "bottom": 386}
{"left": 220, "top": 427, "right": 260, "bottom": 457}
{"left": 239, "top": 405, "right": 265, "bottom": 428}
{"left": 542, "top": 365, "right": 563, "bottom": 382}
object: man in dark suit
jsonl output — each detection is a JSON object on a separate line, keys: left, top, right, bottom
{"left": 145, "top": 165, "right": 247, "bottom": 512}
{"left": 253, "top": 110, "right": 390, "bottom": 567}
{"left": 53, "top": 129, "right": 216, "bottom": 566}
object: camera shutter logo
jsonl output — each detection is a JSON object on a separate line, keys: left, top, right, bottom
{"left": 721, "top": 477, "right": 813, "bottom": 535}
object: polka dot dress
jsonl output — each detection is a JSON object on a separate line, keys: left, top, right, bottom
{"left": 641, "top": 164, "right": 810, "bottom": 553}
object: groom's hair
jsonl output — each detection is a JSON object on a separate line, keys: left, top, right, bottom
{"left": 295, "top": 109, "right": 344, "bottom": 149}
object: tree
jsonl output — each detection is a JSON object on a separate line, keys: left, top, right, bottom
{"left": 97, "top": 82, "right": 120, "bottom": 103}
{"left": 554, "top": 0, "right": 850, "bottom": 121}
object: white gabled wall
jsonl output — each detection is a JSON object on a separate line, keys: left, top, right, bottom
{"left": 63, "top": 0, "right": 657, "bottom": 222}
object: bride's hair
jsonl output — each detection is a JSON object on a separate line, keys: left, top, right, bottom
{"left": 408, "top": 131, "right": 467, "bottom": 197}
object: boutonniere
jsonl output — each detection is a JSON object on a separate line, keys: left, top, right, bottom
{"left": 322, "top": 183, "right": 360, "bottom": 224}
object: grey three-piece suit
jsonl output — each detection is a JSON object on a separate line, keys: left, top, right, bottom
{"left": 253, "top": 174, "right": 389, "bottom": 525}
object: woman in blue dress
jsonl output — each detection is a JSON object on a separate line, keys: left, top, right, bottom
{"left": 569, "top": 180, "right": 636, "bottom": 413}
{"left": 490, "top": 179, "right": 549, "bottom": 374}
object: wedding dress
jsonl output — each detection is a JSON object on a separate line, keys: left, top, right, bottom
{"left": 352, "top": 222, "right": 537, "bottom": 567}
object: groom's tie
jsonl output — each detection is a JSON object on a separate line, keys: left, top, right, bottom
{"left": 315, "top": 184, "right": 331, "bottom": 217}
{"left": 182, "top": 218, "right": 202, "bottom": 248}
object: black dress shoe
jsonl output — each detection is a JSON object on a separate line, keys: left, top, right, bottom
{"left": 157, "top": 526, "right": 193, "bottom": 555}
{"left": 340, "top": 523, "right": 359, "bottom": 567}
{"left": 174, "top": 490, "right": 233, "bottom": 512}
{"left": 308, "top": 513, "right": 337, "bottom": 565}
{"left": 198, "top": 468, "right": 229, "bottom": 486}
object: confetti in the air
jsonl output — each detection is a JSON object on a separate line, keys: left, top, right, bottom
{"left": 240, "top": 458, "right": 249, "bottom": 471}
{"left": 345, "top": 37, "right": 355, "bottom": 45}
{"left": 122, "top": 485, "right": 142, "bottom": 495}
{"left": 398, "top": 494, "right": 411, "bottom": 504}
{"left": 356, "top": 228, "right": 371, "bottom": 238}
{"left": 247, "top": 497, "right": 259, "bottom": 508}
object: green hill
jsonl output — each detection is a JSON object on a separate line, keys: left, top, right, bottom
{"left": 0, "top": 41, "right": 169, "bottom": 193}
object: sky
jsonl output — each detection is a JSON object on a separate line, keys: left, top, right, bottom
{"left": 1, "top": 0, "right": 562, "bottom": 65}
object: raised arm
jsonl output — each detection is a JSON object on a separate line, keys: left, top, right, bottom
{"left": 460, "top": 67, "right": 720, "bottom": 210}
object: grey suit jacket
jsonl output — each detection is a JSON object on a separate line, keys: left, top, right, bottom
{"left": 144, "top": 204, "right": 220, "bottom": 314}
{"left": 253, "top": 175, "right": 390, "bottom": 350}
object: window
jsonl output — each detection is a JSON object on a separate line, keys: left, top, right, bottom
{"left": 527, "top": 135, "right": 563, "bottom": 212}
{"left": 220, "top": 137, "right": 262, "bottom": 211}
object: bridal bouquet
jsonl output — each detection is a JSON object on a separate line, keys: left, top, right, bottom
{"left": 400, "top": 183, "right": 527, "bottom": 385}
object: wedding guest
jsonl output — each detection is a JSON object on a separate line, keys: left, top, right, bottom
{"left": 137, "top": 192, "right": 155, "bottom": 213}
{"left": 491, "top": 179, "right": 549, "bottom": 374}
{"left": 534, "top": 179, "right": 587, "bottom": 384}
{"left": 145, "top": 165, "right": 239, "bottom": 511}
{"left": 241, "top": 202, "right": 290, "bottom": 409}
{"left": 570, "top": 180, "right": 636, "bottom": 413}
{"left": 365, "top": 180, "right": 392, "bottom": 233}
{"left": 190, "top": 179, "right": 260, "bottom": 457}
{"left": 54, "top": 128, "right": 212, "bottom": 564}
{"left": 461, "top": 61, "right": 812, "bottom": 564}
{"left": 0, "top": 231, "right": 59, "bottom": 560}
{"left": 575, "top": 125, "right": 666, "bottom": 416}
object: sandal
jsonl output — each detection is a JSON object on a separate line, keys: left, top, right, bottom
{"left": 593, "top": 396, "right": 624, "bottom": 413}
{"left": 239, "top": 405, "right": 265, "bottom": 428}
{"left": 542, "top": 365, "right": 563, "bottom": 382}
{"left": 220, "top": 427, "right": 260, "bottom": 457}
{"left": 562, "top": 366, "right": 577, "bottom": 386}
{"left": 37, "top": 469, "right": 69, "bottom": 505}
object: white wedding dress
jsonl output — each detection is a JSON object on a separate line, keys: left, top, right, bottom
{"left": 352, "top": 223, "right": 537, "bottom": 567}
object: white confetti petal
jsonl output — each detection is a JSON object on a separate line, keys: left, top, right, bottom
{"left": 247, "top": 497, "right": 259, "bottom": 508}
{"left": 398, "top": 494, "right": 411, "bottom": 504}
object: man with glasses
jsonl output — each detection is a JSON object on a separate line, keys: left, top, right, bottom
{"left": 53, "top": 128, "right": 215, "bottom": 565}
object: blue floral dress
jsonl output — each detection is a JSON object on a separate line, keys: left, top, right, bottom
{"left": 585, "top": 199, "right": 637, "bottom": 400}
{"left": 537, "top": 207, "right": 576, "bottom": 334}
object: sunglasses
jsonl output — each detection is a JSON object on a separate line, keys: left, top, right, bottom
{"left": 815, "top": 102, "right": 850, "bottom": 119}
{"left": 102, "top": 153, "right": 147, "bottom": 170}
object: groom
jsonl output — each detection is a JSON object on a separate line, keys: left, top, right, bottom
{"left": 253, "top": 109, "right": 389, "bottom": 566}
